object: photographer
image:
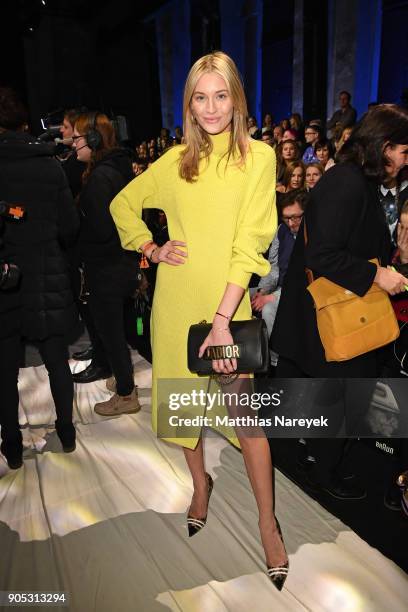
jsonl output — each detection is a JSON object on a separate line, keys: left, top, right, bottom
{"left": 0, "top": 87, "right": 79, "bottom": 469}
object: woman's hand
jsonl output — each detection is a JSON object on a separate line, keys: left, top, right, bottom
{"left": 397, "top": 222, "right": 408, "bottom": 263}
{"left": 151, "top": 240, "right": 187, "bottom": 265}
{"left": 374, "top": 266, "right": 408, "bottom": 295}
{"left": 251, "top": 291, "right": 275, "bottom": 312}
{"left": 198, "top": 326, "right": 237, "bottom": 374}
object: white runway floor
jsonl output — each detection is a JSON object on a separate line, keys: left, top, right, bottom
{"left": 0, "top": 350, "right": 407, "bottom": 612}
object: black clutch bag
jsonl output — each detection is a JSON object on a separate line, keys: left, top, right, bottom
{"left": 187, "top": 318, "right": 269, "bottom": 375}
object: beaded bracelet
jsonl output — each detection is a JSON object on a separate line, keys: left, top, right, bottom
{"left": 140, "top": 240, "right": 153, "bottom": 255}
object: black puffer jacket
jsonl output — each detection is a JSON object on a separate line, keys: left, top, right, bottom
{"left": 0, "top": 131, "right": 79, "bottom": 340}
{"left": 78, "top": 148, "right": 139, "bottom": 296}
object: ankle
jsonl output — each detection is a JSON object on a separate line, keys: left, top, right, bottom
{"left": 258, "top": 513, "right": 276, "bottom": 528}
{"left": 192, "top": 473, "right": 209, "bottom": 491}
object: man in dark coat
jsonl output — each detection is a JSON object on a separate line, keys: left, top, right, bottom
{"left": 0, "top": 87, "right": 79, "bottom": 469}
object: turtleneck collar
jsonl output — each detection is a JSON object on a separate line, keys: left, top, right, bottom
{"left": 208, "top": 130, "right": 231, "bottom": 156}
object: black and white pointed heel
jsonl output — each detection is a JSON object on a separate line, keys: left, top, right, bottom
{"left": 266, "top": 519, "right": 289, "bottom": 591}
{"left": 187, "top": 473, "right": 213, "bottom": 537}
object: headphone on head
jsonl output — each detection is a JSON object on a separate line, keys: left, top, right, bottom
{"left": 85, "top": 111, "right": 102, "bottom": 151}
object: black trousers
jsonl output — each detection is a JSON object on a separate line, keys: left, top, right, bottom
{"left": 0, "top": 334, "right": 73, "bottom": 443}
{"left": 87, "top": 293, "right": 134, "bottom": 396}
{"left": 275, "top": 356, "right": 377, "bottom": 486}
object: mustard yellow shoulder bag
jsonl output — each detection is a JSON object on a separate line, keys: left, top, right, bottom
{"left": 304, "top": 224, "right": 400, "bottom": 362}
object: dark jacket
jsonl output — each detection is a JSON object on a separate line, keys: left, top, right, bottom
{"left": 277, "top": 223, "right": 296, "bottom": 287}
{"left": 77, "top": 149, "right": 139, "bottom": 296}
{"left": 61, "top": 151, "right": 86, "bottom": 199}
{"left": 0, "top": 131, "right": 79, "bottom": 340}
{"left": 271, "top": 162, "right": 392, "bottom": 376}
{"left": 326, "top": 106, "right": 357, "bottom": 130}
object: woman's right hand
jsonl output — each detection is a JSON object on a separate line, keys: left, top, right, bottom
{"left": 374, "top": 266, "right": 408, "bottom": 295}
{"left": 151, "top": 240, "right": 187, "bottom": 266}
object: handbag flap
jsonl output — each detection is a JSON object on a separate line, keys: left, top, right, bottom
{"left": 307, "top": 277, "right": 386, "bottom": 311}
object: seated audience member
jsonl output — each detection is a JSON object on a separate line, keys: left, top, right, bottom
{"left": 280, "top": 118, "right": 290, "bottom": 132}
{"left": 261, "top": 130, "right": 274, "bottom": 147}
{"left": 327, "top": 90, "right": 357, "bottom": 135}
{"left": 305, "top": 162, "right": 324, "bottom": 190}
{"left": 247, "top": 115, "right": 260, "bottom": 137}
{"left": 334, "top": 125, "right": 353, "bottom": 153}
{"left": 137, "top": 141, "right": 148, "bottom": 164}
{"left": 290, "top": 113, "right": 303, "bottom": 135}
{"left": 283, "top": 128, "right": 298, "bottom": 141}
{"left": 276, "top": 161, "right": 305, "bottom": 194}
{"left": 148, "top": 142, "right": 157, "bottom": 163}
{"left": 262, "top": 112, "right": 273, "bottom": 133}
{"left": 132, "top": 161, "right": 147, "bottom": 176}
{"left": 273, "top": 125, "right": 284, "bottom": 147}
{"left": 174, "top": 126, "right": 183, "bottom": 144}
{"left": 277, "top": 139, "right": 300, "bottom": 182}
{"left": 158, "top": 127, "right": 171, "bottom": 151}
{"left": 302, "top": 124, "right": 322, "bottom": 163}
{"left": 251, "top": 190, "right": 308, "bottom": 365}
{"left": 314, "top": 138, "right": 336, "bottom": 171}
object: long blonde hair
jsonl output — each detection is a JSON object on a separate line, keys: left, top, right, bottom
{"left": 179, "top": 51, "right": 249, "bottom": 182}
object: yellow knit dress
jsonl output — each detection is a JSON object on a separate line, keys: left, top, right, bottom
{"left": 110, "top": 132, "right": 277, "bottom": 449}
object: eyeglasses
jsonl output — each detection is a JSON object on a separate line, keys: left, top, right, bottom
{"left": 282, "top": 213, "right": 304, "bottom": 223}
{"left": 305, "top": 131, "right": 317, "bottom": 136}
{"left": 71, "top": 135, "right": 85, "bottom": 142}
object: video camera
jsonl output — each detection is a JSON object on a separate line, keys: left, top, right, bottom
{"left": 0, "top": 201, "right": 25, "bottom": 289}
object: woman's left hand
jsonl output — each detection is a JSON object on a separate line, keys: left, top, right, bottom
{"left": 198, "top": 327, "right": 237, "bottom": 374}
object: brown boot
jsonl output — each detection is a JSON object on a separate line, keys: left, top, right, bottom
{"left": 94, "top": 388, "right": 141, "bottom": 416}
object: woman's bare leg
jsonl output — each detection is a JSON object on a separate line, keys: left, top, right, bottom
{"left": 222, "top": 375, "right": 288, "bottom": 567}
{"left": 183, "top": 438, "right": 210, "bottom": 517}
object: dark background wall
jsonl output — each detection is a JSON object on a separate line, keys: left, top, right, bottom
{"left": 2, "top": 0, "right": 163, "bottom": 141}
{"left": 378, "top": 0, "right": 408, "bottom": 106}
{"left": 261, "top": 0, "right": 294, "bottom": 124}
{"left": 1, "top": 0, "right": 408, "bottom": 142}
{"left": 303, "top": 0, "right": 327, "bottom": 122}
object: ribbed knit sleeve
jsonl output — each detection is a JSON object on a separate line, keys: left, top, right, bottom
{"left": 110, "top": 165, "right": 160, "bottom": 251}
{"left": 227, "top": 146, "right": 277, "bottom": 289}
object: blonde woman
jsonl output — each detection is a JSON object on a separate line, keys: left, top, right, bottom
{"left": 305, "top": 162, "right": 324, "bottom": 190}
{"left": 110, "top": 51, "right": 289, "bottom": 590}
{"left": 335, "top": 125, "right": 353, "bottom": 153}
